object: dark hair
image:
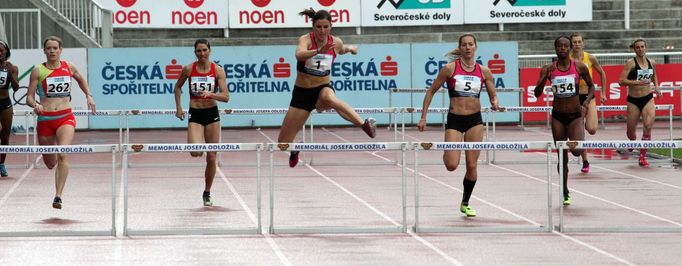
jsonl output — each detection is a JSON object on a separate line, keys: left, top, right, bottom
{"left": 629, "top": 38, "right": 646, "bottom": 49}
{"left": 299, "top": 8, "right": 332, "bottom": 25}
{"left": 0, "top": 40, "right": 10, "bottom": 59}
{"left": 194, "top": 38, "right": 211, "bottom": 50}
{"left": 43, "top": 36, "right": 63, "bottom": 48}
{"left": 554, "top": 35, "right": 572, "bottom": 48}
{"left": 458, "top": 33, "right": 477, "bottom": 47}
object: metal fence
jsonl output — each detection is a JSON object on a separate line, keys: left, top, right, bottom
{"left": 520, "top": 52, "right": 682, "bottom": 68}
{"left": 40, "top": 0, "right": 112, "bottom": 47}
{"left": 0, "top": 9, "right": 41, "bottom": 49}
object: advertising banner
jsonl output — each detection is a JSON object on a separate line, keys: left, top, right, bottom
{"left": 410, "top": 42, "right": 519, "bottom": 123}
{"left": 98, "top": 0, "right": 229, "bottom": 28}
{"left": 228, "top": 0, "right": 361, "bottom": 29}
{"left": 87, "top": 43, "right": 411, "bottom": 129}
{"left": 521, "top": 64, "right": 682, "bottom": 122}
{"left": 464, "top": 0, "right": 592, "bottom": 24}
{"left": 10, "top": 49, "right": 89, "bottom": 133}
{"left": 361, "top": 0, "right": 464, "bottom": 27}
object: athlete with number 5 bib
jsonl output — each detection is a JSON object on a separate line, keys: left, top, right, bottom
{"left": 0, "top": 40, "right": 19, "bottom": 177}
{"left": 534, "top": 36, "right": 595, "bottom": 206}
{"left": 26, "top": 36, "right": 97, "bottom": 209}
{"left": 417, "top": 34, "right": 499, "bottom": 217}
{"left": 173, "top": 39, "right": 229, "bottom": 207}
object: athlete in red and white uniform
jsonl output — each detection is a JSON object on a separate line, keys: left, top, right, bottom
{"left": 278, "top": 8, "right": 376, "bottom": 168}
{"left": 27, "top": 36, "right": 96, "bottom": 209}
{"left": 174, "top": 39, "right": 229, "bottom": 207}
{"left": 418, "top": 33, "right": 499, "bottom": 217}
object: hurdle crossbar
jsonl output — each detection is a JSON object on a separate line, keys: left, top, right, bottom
{"left": 268, "top": 142, "right": 408, "bottom": 234}
{"left": 556, "top": 140, "right": 682, "bottom": 233}
{"left": 412, "top": 141, "right": 554, "bottom": 233}
{"left": 122, "top": 143, "right": 263, "bottom": 236}
{"left": 0, "top": 144, "right": 119, "bottom": 237}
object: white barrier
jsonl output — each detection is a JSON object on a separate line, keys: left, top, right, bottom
{"left": 412, "top": 141, "right": 554, "bottom": 233}
{"left": 556, "top": 140, "right": 682, "bottom": 233}
{"left": 0, "top": 144, "right": 119, "bottom": 237}
{"left": 267, "top": 142, "right": 408, "bottom": 234}
{"left": 121, "top": 143, "right": 263, "bottom": 236}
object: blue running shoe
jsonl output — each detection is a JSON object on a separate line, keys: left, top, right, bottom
{"left": 0, "top": 164, "right": 7, "bottom": 177}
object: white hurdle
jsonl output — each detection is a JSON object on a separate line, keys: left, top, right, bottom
{"left": 412, "top": 141, "right": 554, "bottom": 233}
{"left": 556, "top": 140, "right": 682, "bottom": 233}
{"left": 0, "top": 144, "right": 119, "bottom": 237}
{"left": 267, "top": 142, "right": 408, "bottom": 234}
{"left": 122, "top": 143, "right": 263, "bottom": 236}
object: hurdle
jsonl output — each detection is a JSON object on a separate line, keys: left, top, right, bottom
{"left": 122, "top": 143, "right": 263, "bottom": 236}
{"left": 556, "top": 140, "right": 682, "bottom": 233}
{"left": 487, "top": 105, "right": 676, "bottom": 164}
{"left": 411, "top": 141, "right": 554, "bottom": 233}
{"left": 0, "top": 144, "right": 119, "bottom": 237}
{"left": 10, "top": 110, "right": 35, "bottom": 168}
{"left": 267, "top": 142, "right": 408, "bottom": 234}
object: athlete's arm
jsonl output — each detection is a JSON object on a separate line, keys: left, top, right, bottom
{"left": 533, "top": 64, "right": 551, "bottom": 98}
{"left": 334, "top": 37, "right": 357, "bottom": 55}
{"left": 295, "top": 35, "right": 319, "bottom": 61}
{"left": 480, "top": 66, "right": 498, "bottom": 111}
{"left": 418, "top": 63, "right": 452, "bottom": 132}
{"left": 6, "top": 62, "right": 19, "bottom": 92}
{"left": 650, "top": 58, "right": 661, "bottom": 97}
{"left": 26, "top": 66, "right": 43, "bottom": 114}
{"left": 70, "top": 62, "right": 96, "bottom": 113}
{"left": 173, "top": 65, "right": 191, "bottom": 120}
{"left": 589, "top": 54, "right": 607, "bottom": 103}
{"left": 210, "top": 65, "right": 229, "bottom": 103}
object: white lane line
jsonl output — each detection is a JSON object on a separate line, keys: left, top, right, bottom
{"left": 592, "top": 165, "right": 682, "bottom": 190}
{"left": 261, "top": 129, "right": 462, "bottom": 266}
{"left": 0, "top": 158, "right": 39, "bottom": 208}
{"left": 398, "top": 130, "right": 633, "bottom": 264}
{"left": 217, "top": 167, "right": 291, "bottom": 266}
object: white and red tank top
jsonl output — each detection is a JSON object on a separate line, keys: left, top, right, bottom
{"left": 188, "top": 62, "right": 217, "bottom": 99}
{"left": 446, "top": 59, "right": 483, "bottom": 98}
{"left": 296, "top": 32, "right": 336, "bottom": 77}
{"left": 549, "top": 60, "right": 580, "bottom": 99}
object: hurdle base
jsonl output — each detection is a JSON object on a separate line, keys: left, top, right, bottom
{"left": 269, "top": 226, "right": 404, "bottom": 234}
{"left": 0, "top": 229, "right": 115, "bottom": 237}
{"left": 125, "top": 227, "right": 261, "bottom": 236}
{"left": 554, "top": 225, "right": 682, "bottom": 233}
{"left": 413, "top": 226, "right": 550, "bottom": 233}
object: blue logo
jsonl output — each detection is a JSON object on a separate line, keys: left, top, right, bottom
{"left": 377, "top": 0, "right": 450, "bottom": 9}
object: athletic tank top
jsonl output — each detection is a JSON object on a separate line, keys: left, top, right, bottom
{"left": 188, "top": 62, "right": 218, "bottom": 99}
{"left": 627, "top": 57, "right": 653, "bottom": 81}
{"left": 37, "top": 61, "right": 72, "bottom": 98}
{"left": 569, "top": 51, "right": 592, "bottom": 89}
{"left": 446, "top": 59, "right": 483, "bottom": 98}
{"left": 549, "top": 60, "right": 580, "bottom": 99}
{"left": 0, "top": 64, "right": 9, "bottom": 90}
{"left": 296, "top": 32, "right": 336, "bottom": 77}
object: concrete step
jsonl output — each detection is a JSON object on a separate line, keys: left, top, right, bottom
{"left": 519, "top": 37, "right": 682, "bottom": 54}
{"left": 594, "top": 0, "right": 682, "bottom": 10}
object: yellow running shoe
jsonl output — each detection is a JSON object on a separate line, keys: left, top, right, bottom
{"left": 460, "top": 204, "right": 476, "bottom": 217}
{"left": 563, "top": 195, "right": 572, "bottom": 206}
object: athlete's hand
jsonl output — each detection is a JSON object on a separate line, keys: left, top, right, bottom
{"left": 346, "top": 45, "right": 358, "bottom": 55}
{"left": 654, "top": 89, "right": 662, "bottom": 98}
{"left": 175, "top": 108, "right": 185, "bottom": 121}
{"left": 638, "top": 79, "right": 651, "bottom": 85}
{"left": 320, "top": 42, "right": 335, "bottom": 54}
{"left": 87, "top": 96, "right": 96, "bottom": 114}
{"left": 33, "top": 104, "right": 44, "bottom": 115}
{"left": 600, "top": 94, "right": 607, "bottom": 104}
{"left": 417, "top": 119, "right": 427, "bottom": 132}
{"left": 490, "top": 99, "right": 499, "bottom": 111}
{"left": 200, "top": 91, "right": 213, "bottom": 99}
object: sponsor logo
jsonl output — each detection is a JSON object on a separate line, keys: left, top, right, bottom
{"left": 420, "top": 142, "right": 433, "bottom": 150}
{"left": 277, "top": 143, "right": 289, "bottom": 151}
{"left": 493, "top": 0, "right": 565, "bottom": 6}
{"left": 378, "top": 0, "right": 450, "bottom": 9}
{"left": 131, "top": 144, "right": 144, "bottom": 152}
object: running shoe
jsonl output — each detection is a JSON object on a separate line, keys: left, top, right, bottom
{"left": 638, "top": 156, "right": 649, "bottom": 167}
{"left": 580, "top": 161, "right": 590, "bottom": 173}
{"left": 563, "top": 195, "right": 572, "bottom": 206}
{"left": 202, "top": 191, "right": 213, "bottom": 207}
{"left": 0, "top": 164, "right": 7, "bottom": 177}
{"left": 362, "top": 118, "right": 377, "bottom": 138}
{"left": 52, "top": 196, "right": 62, "bottom": 209}
{"left": 459, "top": 204, "right": 477, "bottom": 217}
{"left": 289, "top": 151, "right": 300, "bottom": 168}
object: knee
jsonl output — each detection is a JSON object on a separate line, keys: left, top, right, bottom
{"left": 444, "top": 162, "right": 458, "bottom": 172}
{"left": 627, "top": 131, "right": 637, "bottom": 140}
{"left": 206, "top": 152, "right": 217, "bottom": 162}
{"left": 570, "top": 149, "right": 582, "bottom": 157}
{"left": 586, "top": 127, "right": 597, "bottom": 135}
{"left": 465, "top": 162, "right": 477, "bottom": 171}
{"left": 190, "top": 152, "right": 203, "bottom": 157}
{"left": 45, "top": 162, "right": 57, "bottom": 170}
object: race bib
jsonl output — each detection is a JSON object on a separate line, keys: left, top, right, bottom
{"left": 0, "top": 70, "right": 7, "bottom": 86}
{"left": 45, "top": 76, "right": 72, "bottom": 98}
{"left": 304, "top": 54, "right": 334, "bottom": 74}
{"left": 190, "top": 76, "right": 216, "bottom": 97}
{"left": 453, "top": 74, "right": 482, "bottom": 96}
{"left": 637, "top": 69, "right": 653, "bottom": 80}
{"left": 551, "top": 75, "right": 576, "bottom": 98}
